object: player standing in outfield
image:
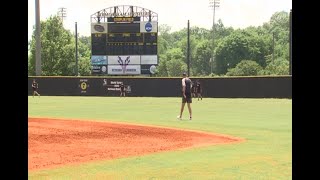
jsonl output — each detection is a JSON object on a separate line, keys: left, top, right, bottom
{"left": 32, "top": 79, "right": 40, "bottom": 98}
{"left": 177, "top": 72, "right": 192, "bottom": 120}
{"left": 191, "top": 81, "right": 196, "bottom": 98}
{"left": 120, "top": 83, "right": 126, "bottom": 97}
{"left": 196, "top": 79, "right": 202, "bottom": 101}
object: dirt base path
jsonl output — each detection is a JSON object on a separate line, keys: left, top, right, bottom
{"left": 28, "top": 117, "right": 243, "bottom": 171}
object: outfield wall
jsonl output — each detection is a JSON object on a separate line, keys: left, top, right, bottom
{"left": 28, "top": 76, "right": 292, "bottom": 98}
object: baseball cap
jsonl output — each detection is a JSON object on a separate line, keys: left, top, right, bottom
{"left": 182, "top": 72, "right": 187, "bottom": 76}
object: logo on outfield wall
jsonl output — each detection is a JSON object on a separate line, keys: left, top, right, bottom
{"left": 103, "top": 79, "right": 108, "bottom": 86}
{"left": 79, "top": 79, "right": 89, "bottom": 94}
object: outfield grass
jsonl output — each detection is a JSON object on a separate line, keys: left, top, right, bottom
{"left": 28, "top": 96, "right": 292, "bottom": 179}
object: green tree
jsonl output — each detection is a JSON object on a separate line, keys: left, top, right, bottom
{"left": 263, "top": 11, "right": 289, "bottom": 62}
{"left": 190, "top": 26, "right": 212, "bottom": 41}
{"left": 259, "top": 58, "right": 289, "bottom": 75}
{"left": 155, "top": 54, "right": 169, "bottom": 77}
{"left": 215, "top": 29, "right": 271, "bottom": 74}
{"left": 29, "top": 15, "right": 76, "bottom": 76}
{"left": 166, "top": 58, "right": 187, "bottom": 77}
{"left": 78, "top": 57, "right": 91, "bottom": 76}
{"left": 79, "top": 36, "right": 91, "bottom": 51}
{"left": 192, "top": 39, "right": 212, "bottom": 76}
{"left": 263, "top": 11, "right": 289, "bottom": 34}
{"left": 164, "top": 48, "right": 186, "bottom": 76}
{"left": 28, "top": 53, "right": 33, "bottom": 75}
{"left": 77, "top": 36, "right": 92, "bottom": 76}
{"left": 226, "top": 60, "right": 263, "bottom": 76}
{"left": 214, "top": 19, "right": 234, "bottom": 39}
{"left": 158, "top": 24, "right": 174, "bottom": 55}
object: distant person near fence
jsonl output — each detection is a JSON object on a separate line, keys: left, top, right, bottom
{"left": 32, "top": 79, "right": 40, "bottom": 98}
{"left": 120, "top": 83, "right": 126, "bottom": 97}
{"left": 196, "top": 80, "right": 202, "bottom": 101}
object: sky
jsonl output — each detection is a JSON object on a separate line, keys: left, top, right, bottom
{"left": 28, "top": 0, "right": 292, "bottom": 41}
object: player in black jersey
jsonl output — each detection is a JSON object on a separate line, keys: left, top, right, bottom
{"left": 120, "top": 83, "right": 126, "bottom": 97}
{"left": 191, "top": 81, "right": 196, "bottom": 98}
{"left": 196, "top": 80, "right": 202, "bottom": 101}
{"left": 177, "top": 72, "right": 192, "bottom": 120}
{"left": 31, "top": 79, "right": 40, "bottom": 98}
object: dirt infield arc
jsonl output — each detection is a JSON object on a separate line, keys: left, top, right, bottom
{"left": 28, "top": 117, "right": 244, "bottom": 171}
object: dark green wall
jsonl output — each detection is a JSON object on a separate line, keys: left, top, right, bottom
{"left": 28, "top": 76, "right": 292, "bottom": 98}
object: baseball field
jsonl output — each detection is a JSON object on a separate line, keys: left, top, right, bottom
{"left": 28, "top": 96, "right": 292, "bottom": 179}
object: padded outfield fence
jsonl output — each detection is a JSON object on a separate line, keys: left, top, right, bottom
{"left": 28, "top": 76, "right": 291, "bottom": 98}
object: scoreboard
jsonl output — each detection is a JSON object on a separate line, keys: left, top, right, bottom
{"left": 90, "top": 6, "right": 158, "bottom": 75}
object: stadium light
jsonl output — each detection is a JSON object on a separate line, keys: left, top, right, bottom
{"left": 209, "top": 0, "right": 220, "bottom": 75}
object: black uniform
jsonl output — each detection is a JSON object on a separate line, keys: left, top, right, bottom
{"left": 32, "top": 82, "right": 38, "bottom": 91}
{"left": 196, "top": 82, "right": 202, "bottom": 94}
{"left": 191, "top": 82, "right": 196, "bottom": 95}
{"left": 120, "top": 84, "right": 125, "bottom": 92}
{"left": 182, "top": 78, "right": 192, "bottom": 103}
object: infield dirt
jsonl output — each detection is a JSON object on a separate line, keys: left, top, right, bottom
{"left": 28, "top": 117, "right": 244, "bottom": 171}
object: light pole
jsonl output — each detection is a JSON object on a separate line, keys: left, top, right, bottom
{"left": 187, "top": 20, "right": 190, "bottom": 77}
{"left": 57, "top": 7, "right": 67, "bottom": 24}
{"left": 75, "top": 22, "right": 78, "bottom": 76}
{"left": 209, "top": 0, "right": 220, "bottom": 75}
{"left": 35, "top": 0, "right": 41, "bottom": 76}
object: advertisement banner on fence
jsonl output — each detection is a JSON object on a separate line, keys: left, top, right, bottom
{"left": 108, "top": 65, "right": 141, "bottom": 75}
{"left": 102, "top": 79, "right": 132, "bottom": 94}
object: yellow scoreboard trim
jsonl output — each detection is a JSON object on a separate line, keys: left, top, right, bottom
{"left": 113, "top": 17, "right": 134, "bottom": 22}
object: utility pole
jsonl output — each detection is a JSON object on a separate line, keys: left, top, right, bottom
{"left": 187, "top": 20, "right": 190, "bottom": 77}
{"left": 35, "top": 0, "right": 41, "bottom": 76}
{"left": 209, "top": 0, "right": 220, "bottom": 74}
{"left": 57, "top": 7, "right": 67, "bottom": 24}
{"left": 75, "top": 22, "right": 78, "bottom": 76}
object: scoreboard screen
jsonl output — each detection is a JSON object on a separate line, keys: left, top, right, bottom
{"left": 91, "top": 32, "right": 157, "bottom": 56}
{"left": 104, "top": 32, "right": 157, "bottom": 55}
{"left": 107, "top": 23, "right": 140, "bottom": 33}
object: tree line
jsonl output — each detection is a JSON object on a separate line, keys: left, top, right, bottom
{"left": 28, "top": 11, "right": 290, "bottom": 77}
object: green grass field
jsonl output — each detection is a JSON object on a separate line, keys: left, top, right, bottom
{"left": 28, "top": 96, "right": 292, "bottom": 180}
